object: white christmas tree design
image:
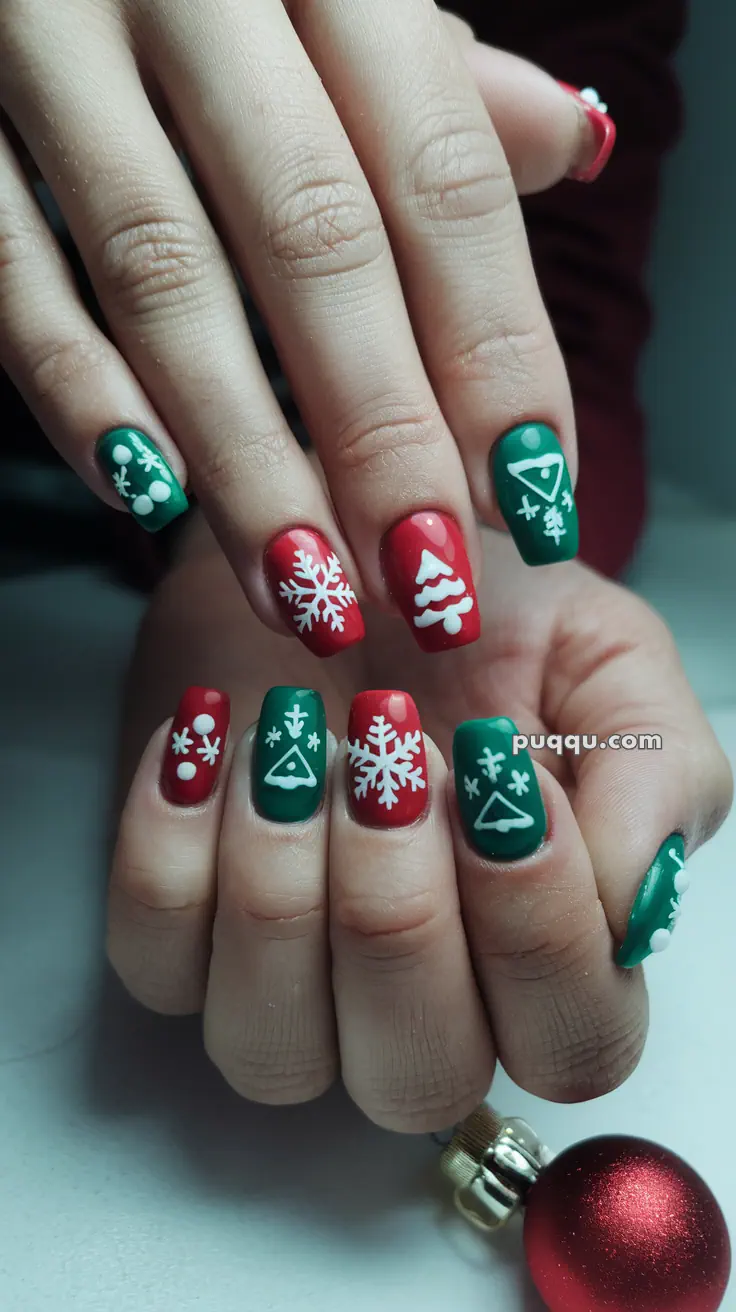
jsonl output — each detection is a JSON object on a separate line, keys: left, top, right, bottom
{"left": 348, "top": 714, "right": 425, "bottom": 809}
{"left": 506, "top": 446, "right": 575, "bottom": 539}
{"left": 412, "top": 550, "right": 474, "bottom": 636}
{"left": 474, "top": 790, "right": 534, "bottom": 834}
{"left": 278, "top": 550, "right": 356, "bottom": 633}
{"left": 264, "top": 701, "right": 318, "bottom": 791}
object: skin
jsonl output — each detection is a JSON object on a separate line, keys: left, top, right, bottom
{"left": 107, "top": 507, "right": 733, "bottom": 1132}
{"left": 0, "top": 0, "right": 601, "bottom": 642}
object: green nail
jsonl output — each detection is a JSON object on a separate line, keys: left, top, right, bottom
{"left": 254, "top": 687, "right": 327, "bottom": 823}
{"left": 492, "top": 423, "right": 578, "bottom": 565}
{"left": 97, "top": 427, "right": 188, "bottom": 532}
{"left": 453, "top": 717, "right": 546, "bottom": 860}
{"left": 616, "top": 834, "right": 688, "bottom": 969}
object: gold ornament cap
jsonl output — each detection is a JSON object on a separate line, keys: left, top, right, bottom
{"left": 440, "top": 1104, "right": 554, "bottom": 1231}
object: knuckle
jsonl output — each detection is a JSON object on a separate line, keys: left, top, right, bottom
{"left": 97, "top": 213, "right": 215, "bottom": 318}
{"left": 261, "top": 172, "right": 386, "bottom": 280}
{"left": 228, "top": 886, "right": 326, "bottom": 943}
{"left": 331, "top": 406, "right": 443, "bottom": 478}
{"left": 406, "top": 118, "right": 516, "bottom": 227}
{"left": 442, "top": 316, "right": 552, "bottom": 386}
{"left": 205, "top": 1030, "right": 336, "bottom": 1104}
{"left": 522, "top": 1013, "right": 646, "bottom": 1103}
{"left": 358, "top": 1057, "right": 491, "bottom": 1134}
{"left": 332, "top": 889, "right": 444, "bottom": 964}
{"left": 25, "top": 332, "right": 110, "bottom": 403}
{"left": 193, "top": 426, "right": 293, "bottom": 504}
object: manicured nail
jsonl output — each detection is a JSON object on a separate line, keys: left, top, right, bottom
{"left": 161, "top": 686, "right": 230, "bottom": 806}
{"left": 492, "top": 423, "right": 578, "bottom": 566}
{"left": 558, "top": 83, "right": 616, "bottom": 183}
{"left": 616, "top": 834, "right": 688, "bottom": 969}
{"left": 347, "top": 690, "right": 428, "bottom": 828}
{"left": 264, "top": 527, "right": 365, "bottom": 658}
{"left": 97, "top": 427, "right": 188, "bottom": 531}
{"left": 453, "top": 717, "right": 546, "bottom": 861}
{"left": 381, "top": 511, "right": 479, "bottom": 653}
{"left": 254, "top": 687, "right": 327, "bottom": 823}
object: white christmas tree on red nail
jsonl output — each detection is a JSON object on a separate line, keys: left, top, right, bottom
{"left": 412, "top": 550, "right": 474, "bottom": 636}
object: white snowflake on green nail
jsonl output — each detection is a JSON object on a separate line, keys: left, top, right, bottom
{"left": 265, "top": 727, "right": 282, "bottom": 747}
{"left": 112, "top": 468, "right": 131, "bottom": 497}
{"left": 478, "top": 747, "right": 505, "bottom": 784}
{"left": 464, "top": 776, "right": 479, "bottom": 799}
{"left": 137, "top": 448, "right": 166, "bottom": 475}
{"left": 307, "top": 732, "right": 321, "bottom": 751}
{"left": 508, "top": 770, "right": 530, "bottom": 797}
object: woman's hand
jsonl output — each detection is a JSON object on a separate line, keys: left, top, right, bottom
{"left": 0, "top": 1, "right": 612, "bottom": 656}
{"left": 105, "top": 517, "right": 731, "bottom": 1130}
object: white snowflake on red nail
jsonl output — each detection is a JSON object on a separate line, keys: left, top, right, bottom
{"left": 172, "top": 728, "right": 193, "bottom": 755}
{"left": 278, "top": 550, "right": 357, "bottom": 634}
{"left": 196, "top": 736, "right": 221, "bottom": 766}
{"left": 347, "top": 714, "right": 425, "bottom": 810}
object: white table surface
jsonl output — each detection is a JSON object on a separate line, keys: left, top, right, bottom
{"left": 2, "top": 490, "right": 735, "bottom": 1310}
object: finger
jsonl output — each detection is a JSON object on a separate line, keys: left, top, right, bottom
{"left": 330, "top": 692, "right": 494, "bottom": 1132}
{"left": 545, "top": 584, "right": 733, "bottom": 968}
{"left": 141, "top": 0, "right": 482, "bottom": 653}
{"left": 204, "top": 688, "right": 337, "bottom": 1104}
{"left": 291, "top": 0, "right": 591, "bottom": 563}
{"left": 0, "top": 124, "right": 188, "bottom": 519}
{"left": 107, "top": 687, "right": 231, "bottom": 1014}
{"left": 2, "top": 11, "right": 364, "bottom": 653}
{"left": 451, "top": 716, "right": 648, "bottom": 1102}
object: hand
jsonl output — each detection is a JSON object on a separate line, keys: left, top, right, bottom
{"left": 106, "top": 517, "right": 731, "bottom": 1129}
{"left": 0, "top": 1, "right": 612, "bottom": 658}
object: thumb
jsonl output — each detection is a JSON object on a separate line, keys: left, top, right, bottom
{"left": 442, "top": 13, "right": 616, "bottom": 193}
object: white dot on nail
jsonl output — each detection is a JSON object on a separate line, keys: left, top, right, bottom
{"left": 112, "top": 444, "right": 132, "bottom": 464}
{"left": 149, "top": 480, "right": 172, "bottom": 502}
{"left": 177, "top": 762, "right": 197, "bottom": 780}
{"left": 132, "top": 494, "right": 154, "bottom": 515}
{"left": 192, "top": 713, "right": 215, "bottom": 736}
{"left": 649, "top": 928, "right": 672, "bottom": 953}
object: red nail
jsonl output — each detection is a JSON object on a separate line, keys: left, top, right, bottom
{"left": 558, "top": 83, "right": 616, "bottom": 183}
{"left": 161, "top": 686, "right": 230, "bottom": 806}
{"left": 264, "top": 527, "right": 365, "bottom": 658}
{"left": 347, "top": 691, "right": 428, "bottom": 828}
{"left": 381, "top": 511, "right": 479, "bottom": 653}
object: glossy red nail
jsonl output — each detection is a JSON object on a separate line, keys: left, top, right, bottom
{"left": 559, "top": 83, "right": 616, "bottom": 182}
{"left": 265, "top": 527, "right": 365, "bottom": 658}
{"left": 347, "top": 691, "right": 428, "bottom": 828}
{"left": 161, "top": 686, "right": 230, "bottom": 806}
{"left": 381, "top": 511, "right": 479, "bottom": 653}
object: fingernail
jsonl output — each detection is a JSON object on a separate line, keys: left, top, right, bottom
{"left": 347, "top": 690, "right": 428, "bottom": 828}
{"left": 264, "top": 528, "right": 365, "bottom": 657}
{"left": 97, "top": 427, "right": 188, "bottom": 531}
{"left": 558, "top": 83, "right": 616, "bottom": 183}
{"left": 161, "top": 686, "right": 230, "bottom": 806}
{"left": 492, "top": 423, "right": 578, "bottom": 566}
{"left": 453, "top": 716, "right": 546, "bottom": 860}
{"left": 616, "top": 834, "right": 688, "bottom": 969}
{"left": 381, "top": 511, "right": 480, "bottom": 653}
{"left": 254, "top": 687, "right": 327, "bottom": 823}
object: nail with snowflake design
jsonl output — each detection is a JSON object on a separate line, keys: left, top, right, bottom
{"left": 347, "top": 691, "right": 428, "bottom": 828}
{"left": 161, "top": 686, "right": 230, "bottom": 806}
{"left": 453, "top": 717, "right": 546, "bottom": 861}
{"left": 381, "top": 511, "right": 480, "bottom": 653}
{"left": 97, "top": 427, "right": 188, "bottom": 532}
{"left": 616, "top": 834, "right": 689, "bottom": 969}
{"left": 254, "top": 687, "right": 327, "bottom": 823}
{"left": 492, "top": 423, "right": 578, "bottom": 567}
{"left": 264, "top": 527, "right": 365, "bottom": 657}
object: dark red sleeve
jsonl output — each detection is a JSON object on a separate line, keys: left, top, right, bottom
{"left": 456, "top": 0, "right": 688, "bottom": 577}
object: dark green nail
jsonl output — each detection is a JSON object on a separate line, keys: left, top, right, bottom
{"left": 97, "top": 427, "right": 188, "bottom": 532}
{"left": 453, "top": 717, "right": 546, "bottom": 860}
{"left": 492, "top": 423, "right": 578, "bottom": 565}
{"left": 254, "top": 687, "right": 327, "bottom": 823}
{"left": 616, "top": 834, "right": 688, "bottom": 969}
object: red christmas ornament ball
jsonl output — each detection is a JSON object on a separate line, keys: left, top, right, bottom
{"left": 523, "top": 1135, "right": 731, "bottom": 1312}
